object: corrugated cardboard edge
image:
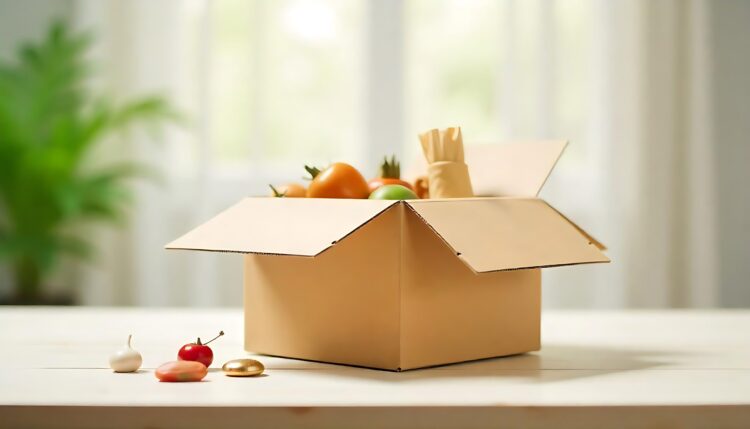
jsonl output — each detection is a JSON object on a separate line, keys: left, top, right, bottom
{"left": 543, "top": 202, "right": 607, "bottom": 251}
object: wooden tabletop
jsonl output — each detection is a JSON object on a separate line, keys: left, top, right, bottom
{"left": 1, "top": 307, "right": 749, "bottom": 428}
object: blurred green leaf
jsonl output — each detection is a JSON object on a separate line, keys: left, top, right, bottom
{"left": 0, "top": 20, "right": 177, "bottom": 298}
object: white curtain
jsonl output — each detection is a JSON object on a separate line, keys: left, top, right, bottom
{"left": 71, "top": 0, "right": 718, "bottom": 308}
{"left": 541, "top": 0, "right": 718, "bottom": 308}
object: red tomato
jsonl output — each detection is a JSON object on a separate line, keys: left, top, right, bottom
{"left": 306, "top": 163, "right": 370, "bottom": 199}
{"left": 177, "top": 331, "right": 223, "bottom": 367}
{"left": 178, "top": 342, "right": 214, "bottom": 367}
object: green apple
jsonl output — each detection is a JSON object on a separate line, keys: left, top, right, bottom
{"left": 368, "top": 184, "right": 419, "bottom": 200}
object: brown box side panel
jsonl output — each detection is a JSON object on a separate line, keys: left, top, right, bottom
{"left": 400, "top": 208, "right": 541, "bottom": 370}
{"left": 243, "top": 204, "right": 402, "bottom": 370}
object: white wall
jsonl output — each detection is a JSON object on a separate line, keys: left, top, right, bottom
{"left": 710, "top": 0, "right": 750, "bottom": 307}
{"left": 0, "top": 0, "right": 72, "bottom": 59}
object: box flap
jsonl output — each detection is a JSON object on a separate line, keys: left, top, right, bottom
{"left": 405, "top": 198, "right": 609, "bottom": 273}
{"left": 465, "top": 141, "right": 568, "bottom": 197}
{"left": 166, "top": 198, "right": 398, "bottom": 256}
{"left": 545, "top": 204, "right": 607, "bottom": 251}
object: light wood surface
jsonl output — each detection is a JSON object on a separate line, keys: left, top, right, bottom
{"left": 1, "top": 307, "right": 749, "bottom": 428}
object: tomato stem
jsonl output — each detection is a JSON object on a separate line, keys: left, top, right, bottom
{"left": 269, "top": 184, "right": 285, "bottom": 197}
{"left": 203, "top": 331, "right": 224, "bottom": 346}
{"left": 304, "top": 165, "right": 321, "bottom": 180}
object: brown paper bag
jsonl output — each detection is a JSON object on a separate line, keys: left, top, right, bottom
{"left": 418, "top": 127, "right": 474, "bottom": 198}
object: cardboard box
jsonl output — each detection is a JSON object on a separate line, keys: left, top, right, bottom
{"left": 166, "top": 141, "right": 608, "bottom": 371}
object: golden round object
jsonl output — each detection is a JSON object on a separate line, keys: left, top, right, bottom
{"left": 222, "top": 359, "right": 265, "bottom": 377}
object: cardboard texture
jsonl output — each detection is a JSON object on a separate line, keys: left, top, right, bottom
{"left": 406, "top": 198, "right": 608, "bottom": 272}
{"left": 411, "top": 140, "right": 568, "bottom": 197}
{"left": 166, "top": 143, "right": 609, "bottom": 371}
{"left": 167, "top": 198, "right": 397, "bottom": 256}
{"left": 466, "top": 141, "right": 568, "bottom": 197}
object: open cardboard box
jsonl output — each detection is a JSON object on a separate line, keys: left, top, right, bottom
{"left": 166, "top": 141, "right": 609, "bottom": 371}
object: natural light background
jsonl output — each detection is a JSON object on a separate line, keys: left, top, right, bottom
{"left": 2, "top": 0, "right": 748, "bottom": 309}
{"left": 76, "top": 0, "right": 610, "bottom": 308}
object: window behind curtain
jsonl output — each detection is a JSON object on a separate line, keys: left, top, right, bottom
{"left": 199, "top": 0, "right": 592, "bottom": 185}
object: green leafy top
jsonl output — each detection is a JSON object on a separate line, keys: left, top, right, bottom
{"left": 378, "top": 155, "right": 401, "bottom": 179}
{"left": 0, "top": 21, "right": 176, "bottom": 296}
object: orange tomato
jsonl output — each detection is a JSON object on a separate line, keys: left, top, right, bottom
{"left": 270, "top": 183, "right": 307, "bottom": 198}
{"left": 414, "top": 176, "right": 430, "bottom": 199}
{"left": 307, "top": 163, "right": 370, "bottom": 199}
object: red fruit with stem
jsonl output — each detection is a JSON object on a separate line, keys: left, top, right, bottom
{"left": 178, "top": 331, "right": 224, "bottom": 367}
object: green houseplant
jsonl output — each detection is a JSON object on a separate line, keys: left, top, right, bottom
{"left": 0, "top": 22, "right": 175, "bottom": 303}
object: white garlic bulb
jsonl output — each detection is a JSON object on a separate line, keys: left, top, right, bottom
{"left": 109, "top": 334, "right": 143, "bottom": 373}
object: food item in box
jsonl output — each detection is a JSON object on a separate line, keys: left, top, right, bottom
{"left": 368, "top": 155, "right": 414, "bottom": 192}
{"left": 369, "top": 184, "right": 418, "bottom": 200}
{"left": 413, "top": 175, "right": 430, "bottom": 199}
{"left": 269, "top": 183, "right": 306, "bottom": 198}
{"left": 306, "top": 162, "right": 370, "bottom": 199}
{"left": 418, "top": 127, "right": 474, "bottom": 198}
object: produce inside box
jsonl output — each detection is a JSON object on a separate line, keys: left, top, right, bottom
{"left": 166, "top": 127, "right": 609, "bottom": 371}
{"left": 267, "top": 127, "right": 475, "bottom": 200}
